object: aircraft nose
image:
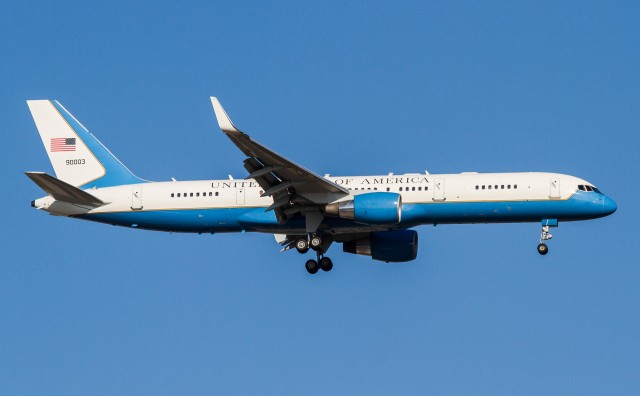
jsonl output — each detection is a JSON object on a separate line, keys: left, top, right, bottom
{"left": 603, "top": 196, "right": 617, "bottom": 216}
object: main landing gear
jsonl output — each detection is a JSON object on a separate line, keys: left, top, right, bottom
{"left": 537, "top": 225, "right": 552, "bottom": 255}
{"left": 296, "top": 234, "right": 333, "bottom": 274}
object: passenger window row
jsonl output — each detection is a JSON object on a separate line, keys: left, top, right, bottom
{"left": 347, "top": 186, "right": 429, "bottom": 192}
{"left": 398, "top": 186, "right": 427, "bottom": 192}
{"left": 170, "top": 191, "right": 220, "bottom": 198}
{"left": 475, "top": 184, "right": 517, "bottom": 190}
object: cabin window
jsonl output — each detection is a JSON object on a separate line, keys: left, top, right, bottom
{"left": 488, "top": 185, "right": 492, "bottom": 190}
{"left": 374, "top": 188, "right": 378, "bottom": 191}
{"left": 475, "top": 185, "right": 479, "bottom": 190}
{"left": 482, "top": 185, "right": 485, "bottom": 190}
{"left": 190, "top": 193, "right": 194, "bottom": 197}
{"left": 399, "top": 187, "right": 403, "bottom": 191}
{"left": 215, "top": 192, "right": 219, "bottom": 196}
{"left": 171, "top": 193, "right": 175, "bottom": 198}
{"left": 184, "top": 192, "right": 187, "bottom": 197}
{"left": 508, "top": 185, "right": 511, "bottom": 189}
{"left": 501, "top": 185, "right": 504, "bottom": 189}
{"left": 196, "top": 193, "right": 200, "bottom": 197}
{"left": 386, "top": 187, "right": 390, "bottom": 191}
{"left": 209, "top": 192, "right": 212, "bottom": 196}
{"left": 418, "top": 187, "right": 422, "bottom": 191}
{"left": 411, "top": 187, "right": 415, "bottom": 191}
{"left": 176, "top": 193, "right": 180, "bottom": 197}
{"left": 514, "top": 185, "right": 518, "bottom": 189}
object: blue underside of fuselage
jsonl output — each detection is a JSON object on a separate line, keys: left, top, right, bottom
{"left": 77, "top": 191, "right": 612, "bottom": 234}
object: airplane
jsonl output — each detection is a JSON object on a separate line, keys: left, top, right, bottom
{"left": 26, "top": 98, "right": 617, "bottom": 274}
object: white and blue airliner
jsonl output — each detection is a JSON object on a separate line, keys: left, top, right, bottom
{"left": 26, "top": 98, "right": 617, "bottom": 274}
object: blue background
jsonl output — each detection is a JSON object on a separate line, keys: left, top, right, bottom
{"left": 2, "top": 1, "right": 638, "bottom": 394}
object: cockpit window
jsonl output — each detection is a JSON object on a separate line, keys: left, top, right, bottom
{"left": 578, "top": 184, "right": 601, "bottom": 193}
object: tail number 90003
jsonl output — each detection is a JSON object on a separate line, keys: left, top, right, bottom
{"left": 66, "top": 159, "right": 86, "bottom": 165}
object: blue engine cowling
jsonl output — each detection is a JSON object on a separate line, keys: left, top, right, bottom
{"left": 343, "top": 230, "right": 418, "bottom": 263}
{"left": 354, "top": 192, "right": 402, "bottom": 225}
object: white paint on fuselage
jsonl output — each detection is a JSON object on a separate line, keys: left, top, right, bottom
{"left": 35, "top": 172, "right": 592, "bottom": 216}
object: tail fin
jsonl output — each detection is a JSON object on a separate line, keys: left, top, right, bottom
{"left": 26, "top": 100, "right": 143, "bottom": 188}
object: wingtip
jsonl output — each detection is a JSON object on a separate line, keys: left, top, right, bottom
{"left": 210, "top": 96, "right": 240, "bottom": 133}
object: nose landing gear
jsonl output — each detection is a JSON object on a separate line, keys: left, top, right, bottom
{"left": 537, "top": 222, "right": 555, "bottom": 255}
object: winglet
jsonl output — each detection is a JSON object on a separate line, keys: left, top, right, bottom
{"left": 210, "top": 97, "right": 241, "bottom": 133}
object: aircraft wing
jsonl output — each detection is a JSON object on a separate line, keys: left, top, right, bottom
{"left": 211, "top": 97, "right": 349, "bottom": 224}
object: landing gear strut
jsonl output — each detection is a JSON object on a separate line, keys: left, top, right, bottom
{"left": 538, "top": 225, "right": 552, "bottom": 255}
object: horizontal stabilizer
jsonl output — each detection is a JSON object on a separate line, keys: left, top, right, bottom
{"left": 25, "top": 172, "right": 106, "bottom": 207}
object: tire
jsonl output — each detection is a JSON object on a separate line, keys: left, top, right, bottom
{"left": 319, "top": 257, "right": 333, "bottom": 272}
{"left": 310, "top": 236, "right": 323, "bottom": 252}
{"left": 296, "top": 239, "right": 309, "bottom": 254}
{"left": 537, "top": 243, "right": 549, "bottom": 255}
{"left": 305, "top": 259, "right": 319, "bottom": 274}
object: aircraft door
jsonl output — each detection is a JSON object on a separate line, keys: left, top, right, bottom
{"left": 131, "top": 186, "right": 143, "bottom": 210}
{"left": 550, "top": 177, "right": 561, "bottom": 199}
{"left": 236, "top": 188, "right": 245, "bottom": 205}
{"left": 433, "top": 178, "right": 446, "bottom": 201}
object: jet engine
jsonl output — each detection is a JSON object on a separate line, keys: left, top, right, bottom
{"left": 325, "top": 192, "right": 402, "bottom": 225}
{"left": 343, "top": 230, "right": 418, "bottom": 263}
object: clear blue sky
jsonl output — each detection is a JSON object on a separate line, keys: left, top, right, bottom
{"left": 2, "top": 1, "right": 639, "bottom": 394}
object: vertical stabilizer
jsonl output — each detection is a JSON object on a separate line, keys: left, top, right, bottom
{"left": 27, "top": 100, "right": 143, "bottom": 188}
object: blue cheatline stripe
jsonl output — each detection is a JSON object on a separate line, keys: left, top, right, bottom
{"left": 79, "top": 192, "right": 609, "bottom": 234}
{"left": 51, "top": 100, "right": 145, "bottom": 189}
{"left": 400, "top": 191, "right": 609, "bottom": 225}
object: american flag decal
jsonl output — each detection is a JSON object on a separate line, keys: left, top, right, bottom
{"left": 50, "top": 137, "right": 76, "bottom": 152}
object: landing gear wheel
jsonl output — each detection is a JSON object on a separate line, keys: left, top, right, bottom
{"left": 296, "top": 239, "right": 309, "bottom": 254}
{"left": 310, "top": 235, "right": 323, "bottom": 251}
{"left": 305, "top": 259, "right": 319, "bottom": 274}
{"left": 319, "top": 257, "right": 333, "bottom": 272}
{"left": 537, "top": 243, "right": 549, "bottom": 255}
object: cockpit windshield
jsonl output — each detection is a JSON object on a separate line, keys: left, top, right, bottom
{"left": 577, "top": 184, "right": 602, "bottom": 194}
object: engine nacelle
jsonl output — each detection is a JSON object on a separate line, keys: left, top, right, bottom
{"left": 343, "top": 230, "right": 418, "bottom": 263}
{"left": 325, "top": 192, "right": 402, "bottom": 225}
